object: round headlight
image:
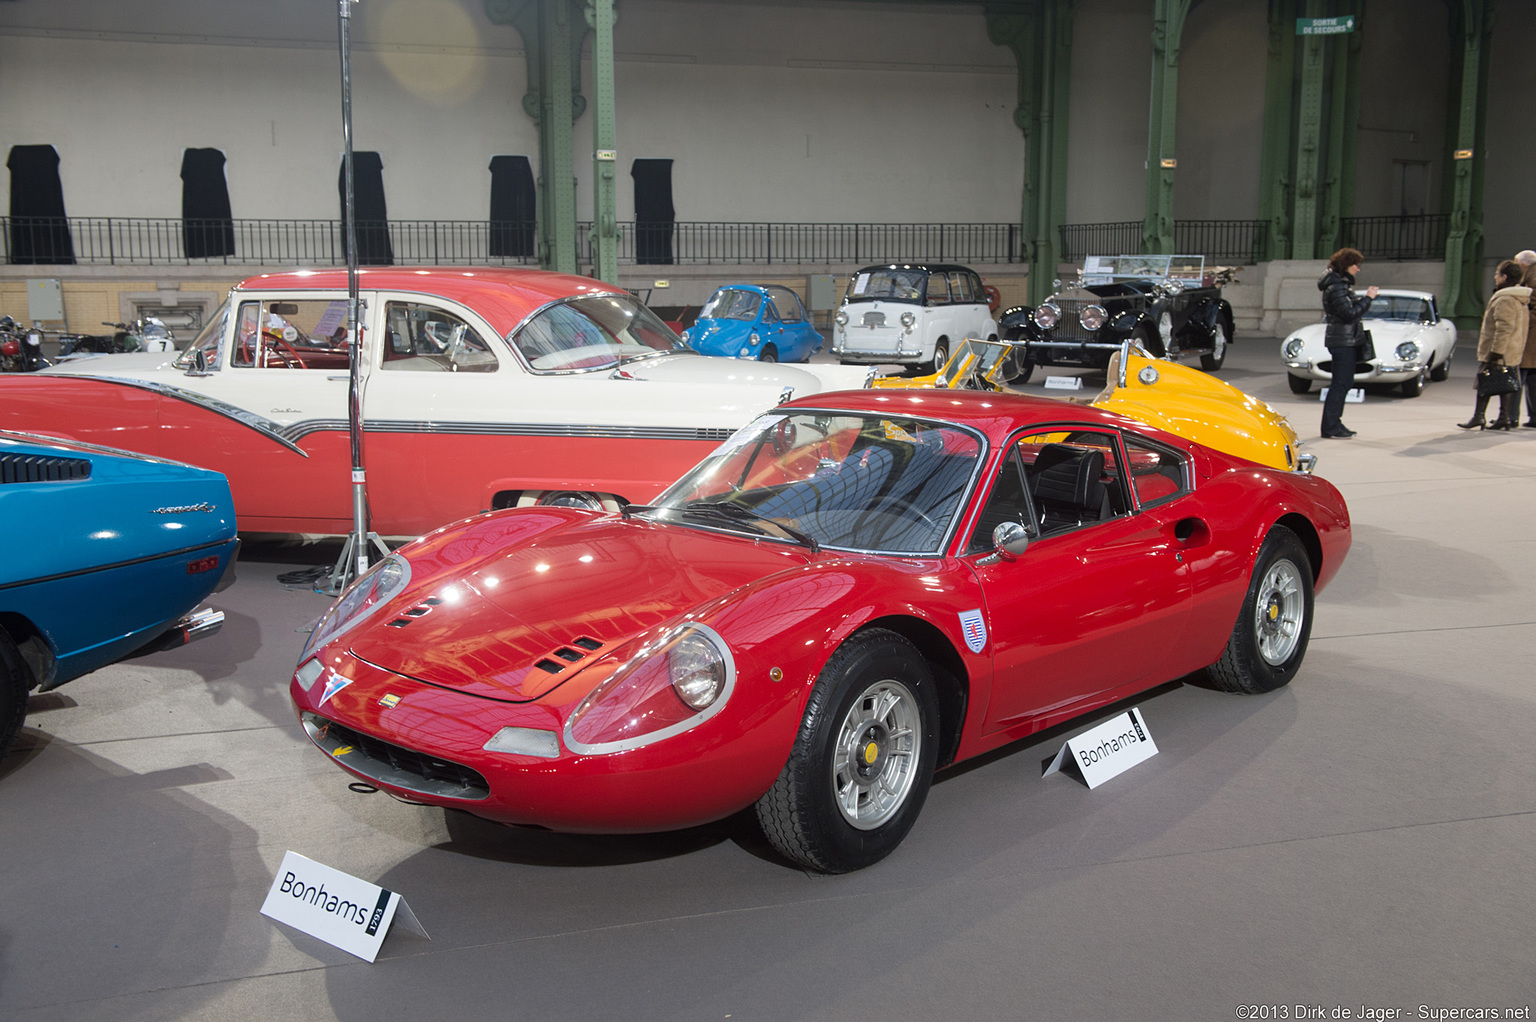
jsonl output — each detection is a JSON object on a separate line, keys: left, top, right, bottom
{"left": 1033, "top": 303, "right": 1060, "bottom": 330}
{"left": 749, "top": 331, "right": 760, "bottom": 346}
{"left": 1283, "top": 337, "right": 1304, "bottom": 358}
{"left": 670, "top": 631, "right": 727, "bottom": 709}
{"left": 1079, "top": 305, "right": 1107, "bottom": 331}
{"left": 739, "top": 347, "right": 751, "bottom": 357}
{"left": 835, "top": 310, "right": 849, "bottom": 326}
{"left": 900, "top": 311, "right": 916, "bottom": 330}
{"left": 680, "top": 329, "right": 691, "bottom": 343}
{"left": 1396, "top": 341, "right": 1419, "bottom": 361}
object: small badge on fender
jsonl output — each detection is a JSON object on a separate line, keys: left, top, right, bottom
{"left": 378, "top": 693, "right": 401, "bottom": 709}
{"left": 958, "top": 609, "right": 987, "bottom": 653}
{"left": 319, "top": 671, "right": 353, "bottom": 706}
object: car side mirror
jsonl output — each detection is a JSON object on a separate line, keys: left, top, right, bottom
{"left": 978, "top": 520, "right": 1030, "bottom": 566}
{"left": 185, "top": 348, "right": 210, "bottom": 376}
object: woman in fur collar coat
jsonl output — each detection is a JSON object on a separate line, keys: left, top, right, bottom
{"left": 1317, "top": 248, "right": 1377, "bottom": 438}
{"left": 1459, "top": 259, "right": 1533, "bottom": 430}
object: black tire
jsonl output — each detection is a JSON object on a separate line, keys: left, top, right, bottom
{"left": 1400, "top": 368, "right": 1427, "bottom": 398}
{"left": 1, "top": 632, "right": 33, "bottom": 761}
{"left": 925, "top": 340, "right": 949, "bottom": 375}
{"left": 1207, "top": 527, "right": 1314, "bottom": 695}
{"left": 1287, "top": 374, "right": 1312, "bottom": 394}
{"left": 1200, "top": 318, "right": 1231, "bottom": 372}
{"left": 758, "top": 345, "right": 778, "bottom": 363}
{"left": 1132, "top": 322, "right": 1164, "bottom": 358}
{"left": 755, "top": 629, "right": 939, "bottom": 873}
{"left": 1430, "top": 349, "right": 1453, "bottom": 382}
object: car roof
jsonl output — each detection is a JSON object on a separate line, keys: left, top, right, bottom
{"left": 236, "top": 267, "right": 628, "bottom": 336}
{"left": 779, "top": 388, "right": 1147, "bottom": 445}
{"left": 1372, "top": 289, "right": 1436, "bottom": 301}
{"left": 852, "top": 263, "right": 979, "bottom": 274}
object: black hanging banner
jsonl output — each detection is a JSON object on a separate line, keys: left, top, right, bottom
{"left": 181, "top": 148, "right": 236, "bottom": 259}
{"left": 631, "top": 158, "right": 674, "bottom": 266}
{"left": 488, "top": 155, "right": 536, "bottom": 259}
{"left": 338, "top": 151, "right": 393, "bottom": 265}
{"left": 7, "top": 144, "right": 75, "bottom": 265}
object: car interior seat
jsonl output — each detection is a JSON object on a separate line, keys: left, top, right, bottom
{"left": 1030, "top": 443, "right": 1106, "bottom": 534}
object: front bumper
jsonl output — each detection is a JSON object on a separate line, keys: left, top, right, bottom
{"left": 1285, "top": 358, "right": 1427, "bottom": 383}
{"left": 290, "top": 650, "right": 787, "bottom": 833}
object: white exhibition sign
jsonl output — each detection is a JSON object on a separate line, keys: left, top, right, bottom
{"left": 1042, "top": 707, "right": 1158, "bottom": 789}
{"left": 1043, "top": 375, "right": 1084, "bottom": 390}
{"left": 1318, "top": 387, "right": 1365, "bottom": 403}
{"left": 260, "top": 850, "right": 428, "bottom": 962}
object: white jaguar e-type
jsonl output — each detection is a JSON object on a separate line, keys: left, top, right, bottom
{"left": 1280, "top": 289, "right": 1458, "bottom": 398}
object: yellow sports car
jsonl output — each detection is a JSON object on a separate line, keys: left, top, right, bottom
{"left": 1092, "top": 344, "right": 1312, "bottom": 473}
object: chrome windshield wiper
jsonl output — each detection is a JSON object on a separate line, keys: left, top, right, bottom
{"left": 680, "top": 500, "right": 820, "bottom": 554}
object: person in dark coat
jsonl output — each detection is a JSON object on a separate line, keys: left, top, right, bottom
{"left": 1516, "top": 250, "right": 1536, "bottom": 426}
{"left": 1317, "top": 247, "right": 1378, "bottom": 438}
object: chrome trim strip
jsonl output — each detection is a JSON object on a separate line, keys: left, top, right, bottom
{"left": 279, "top": 418, "right": 736, "bottom": 444}
{"left": 42, "top": 376, "right": 307, "bottom": 456}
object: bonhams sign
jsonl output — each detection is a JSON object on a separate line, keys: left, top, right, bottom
{"left": 260, "top": 850, "right": 428, "bottom": 962}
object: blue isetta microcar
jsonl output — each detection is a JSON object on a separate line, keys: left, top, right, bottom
{"left": 682, "top": 284, "right": 823, "bottom": 363}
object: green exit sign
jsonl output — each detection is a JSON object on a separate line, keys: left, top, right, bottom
{"left": 1297, "top": 16, "right": 1356, "bottom": 35}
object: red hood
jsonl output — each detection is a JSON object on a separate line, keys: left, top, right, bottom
{"left": 347, "top": 512, "right": 808, "bottom": 702}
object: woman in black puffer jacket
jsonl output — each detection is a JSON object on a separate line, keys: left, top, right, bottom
{"left": 1318, "top": 247, "right": 1378, "bottom": 438}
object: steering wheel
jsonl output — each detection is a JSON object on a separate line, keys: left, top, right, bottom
{"left": 262, "top": 330, "right": 308, "bottom": 369}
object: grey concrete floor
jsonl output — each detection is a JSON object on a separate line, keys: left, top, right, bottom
{"left": 3, "top": 336, "right": 1534, "bottom": 1022}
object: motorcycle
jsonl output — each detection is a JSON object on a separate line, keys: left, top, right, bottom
{"left": 57, "top": 317, "right": 175, "bottom": 357}
{"left": 0, "top": 316, "right": 51, "bottom": 372}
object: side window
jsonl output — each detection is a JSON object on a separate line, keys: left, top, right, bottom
{"left": 1014, "top": 430, "right": 1131, "bottom": 537}
{"left": 769, "top": 287, "right": 804, "bottom": 323}
{"left": 380, "top": 301, "right": 497, "bottom": 373}
{"left": 967, "top": 443, "right": 1034, "bottom": 554}
{"left": 969, "top": 272, "right": 986, "bottom": 306}
{"left": 231, "top": 298, "right": 352, "bottom": 370}
{"left": 762, "top": 300, "right": 781, "bottom": 325}
{"left": 926, "top": 272, "right": 951, "bottom": 306}
{"left": 1121, "top": 434, "right": 1189, "bottom": 507}
{"left": 948, "top": 271, "right": 973, "bottom": 303}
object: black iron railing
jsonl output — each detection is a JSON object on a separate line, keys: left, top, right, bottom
{"left": 1058, "top": 220, "right": 1272, "bottom": 264}
{"left": 3, "top": 217, "right": 1024, "bottom": 268}
{"left": 1337, "top": 215, "right": 1448, "bottom": 261}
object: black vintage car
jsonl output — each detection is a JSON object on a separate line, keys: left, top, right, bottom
{"left": 1000, "top": 255, "right": 1235, "bottom": 382}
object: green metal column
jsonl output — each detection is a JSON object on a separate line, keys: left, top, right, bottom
{"left": 1289, "top": 0, "right": 1327, "bottom": 259}
{"left": 1443, "top": 0, "right": 1495, "bottom": 325}
{"left": 987, "top": 1, "right": 1074, "bottom": 307}
{"left": 1142, "top": 0, "right": 1192, "bottom": 255}
{"left": 1256, "top": 0, "right": 1298, "bottom": 261}
{"left": 1318, "top": 11, "right": 1363, "bottom": 257}
{"left": 486, "top": 0, "right": 588, "bottom": 272}
{"left": 587, "top": 0, "right": 618, "bottom": 285}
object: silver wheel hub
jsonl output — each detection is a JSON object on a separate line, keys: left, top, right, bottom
{"left": 832, "top": 680, "right": 920, "bottom": 830}
{"left": 1254, "top": 558, "right": 1304, "bottom": 666}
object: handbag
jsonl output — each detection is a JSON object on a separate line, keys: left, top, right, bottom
{"left": 1476, "top": 362, "right": 1520, "bottom": 397}
{"left": 1358, "top": 329, "right": 1375, "bottom": 362}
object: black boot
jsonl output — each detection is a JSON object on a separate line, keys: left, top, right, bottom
{"left": 1458, "top": 417, "right": 1486, "bottom": 430}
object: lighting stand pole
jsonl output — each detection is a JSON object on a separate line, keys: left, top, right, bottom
{"left": 330, "top": 0, "right": 388, "bottom": 594}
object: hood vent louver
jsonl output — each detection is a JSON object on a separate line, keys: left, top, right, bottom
{"left": 534, "top": 636, "right": 606, "bottom": 676}
{"left": 1, "top": 453, "right": 92, "bottom": 484}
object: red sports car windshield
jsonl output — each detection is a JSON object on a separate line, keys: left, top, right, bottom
{"left": 648, "top": 411, "right": 984, "bottom": 554}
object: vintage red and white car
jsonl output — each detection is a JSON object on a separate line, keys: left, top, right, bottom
{"left": 0, "top": 268, "right": 871, "bottom": 536}
{"left": 291, "top": 389, "right": 1350, "bottom": 872}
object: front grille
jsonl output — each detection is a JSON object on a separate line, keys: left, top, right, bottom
{"left": 860, "top": 311, "right": 887, "bottom": 328}
{"left": 0, "top": 453, "right": 92, "bottom": 485}
{"left": 1046, "top": 299, "right": 1093, "bottom": 342}
{"left": 303, "top": 712, "right": 490, "bottom": 800}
